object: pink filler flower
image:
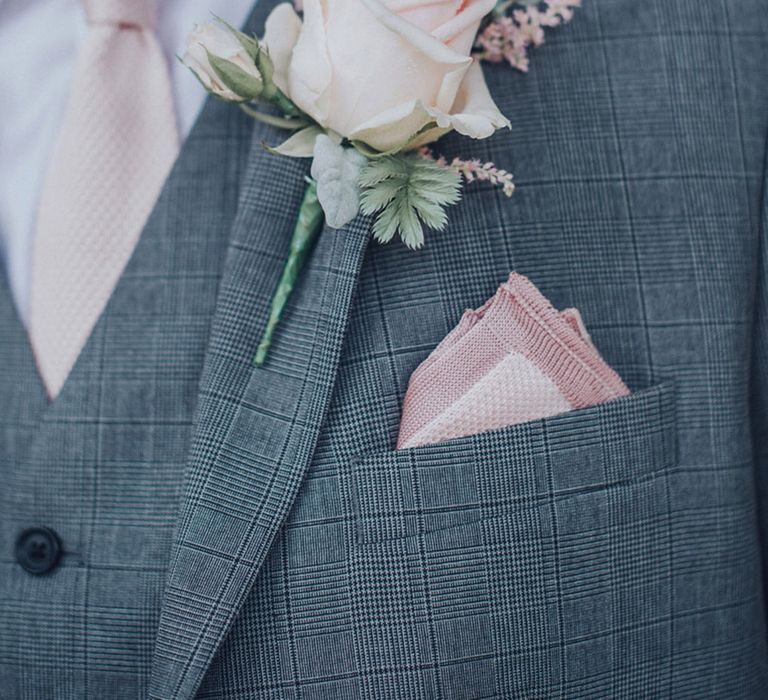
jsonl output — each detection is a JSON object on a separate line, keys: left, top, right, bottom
{"left": 475, "top": 1, "right": 581, "bottom": 72}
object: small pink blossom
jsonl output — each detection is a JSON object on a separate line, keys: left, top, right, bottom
{"left": 420, "top": 148, "right": 515, "bottom": 198}
{"left": 474, "top": 0, "right": 581, "bottom": 73}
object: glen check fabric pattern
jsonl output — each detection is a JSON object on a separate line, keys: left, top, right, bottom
{"left": 397, "top": 272, "right": 629, "bottom": 448}
{"left": 0, "top": 58, "right": 253, "bottom": 697}
{"left": 149, "top": 162, "right": 371, "bottom": 699}
{"left": 2, "top": 0, "right": 768, "bottom": 698}
{"left": 351, "top": 384, "right": 675, "bottom": 698}
{"left": 191, "top": 1, "right": 768, "bottom": 697}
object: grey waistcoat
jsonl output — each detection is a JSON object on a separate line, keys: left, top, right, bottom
{"left": 3, "top": 1, "right": 768, "bottom": 698}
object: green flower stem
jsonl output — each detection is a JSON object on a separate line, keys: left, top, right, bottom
{"left": 254, "top": 179, "right": 325, "bottom": 366}
{"left": 270, "top": 90, "right": 301, "bottom": 117}
{"left": 239, "top": 104, "right": 309, "bottom": 130}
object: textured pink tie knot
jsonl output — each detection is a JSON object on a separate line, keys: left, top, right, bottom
{"left": 83, "top": 0, "right": 156, "bottom": 29}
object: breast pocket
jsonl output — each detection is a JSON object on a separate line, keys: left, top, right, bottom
{"left": 347, "top": 384, "right": 677, "bottom": 699}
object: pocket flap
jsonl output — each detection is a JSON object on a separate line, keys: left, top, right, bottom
{"left": 351, "top": 383, "right": 677, "bottom": 543}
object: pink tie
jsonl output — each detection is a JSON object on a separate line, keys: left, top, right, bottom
{"left": 30, "top": 0, "right": 179, "bottom": 398}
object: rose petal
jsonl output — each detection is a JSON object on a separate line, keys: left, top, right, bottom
{"left": 383, "top": 0, "right": 464, "bottom": 34}
{"left": 350, "top": 60, "right": 507, "bottom": 150}
{"left": 432, "top": 0, "right": 497, "bottom": 54}
{"left": 263, "top": 3, "right": 303, "bottom": 93}
{"left": 310, "top": 0, "right": 470, "bottom": 145}
{"left": 286, "top": 0, "right": 334, "bottom": 125}
{"left": 348, "top": 99, "right": 437, "bottom": 152}
{"left": 430, "top": 60, "right": 510, "bottom": 138}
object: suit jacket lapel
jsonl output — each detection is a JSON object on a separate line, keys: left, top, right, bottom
{"left": 149, "top": 8, "right": 372, "bottom": 694}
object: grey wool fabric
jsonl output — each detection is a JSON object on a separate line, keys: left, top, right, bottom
{"left": 2, "top": 0, "right": 768, "bottom": 697}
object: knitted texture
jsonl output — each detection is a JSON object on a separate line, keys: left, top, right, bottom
{"left": 29, "top": 0, "right": 178, "bottom": 398}
{"left": 398, "top": 272, "right": 629, "bottom": 447}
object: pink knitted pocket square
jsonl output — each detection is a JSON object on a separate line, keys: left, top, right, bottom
{"left": 397, "top": 273, "right": 630, "bottom": 449}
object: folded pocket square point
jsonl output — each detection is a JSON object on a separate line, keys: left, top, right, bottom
{"left": 397, "top": 273, "right": 629, "bottom": 449}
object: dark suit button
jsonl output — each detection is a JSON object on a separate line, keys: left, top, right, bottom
{"left": 15, "top": 527, "right": 62, "bottom": 575}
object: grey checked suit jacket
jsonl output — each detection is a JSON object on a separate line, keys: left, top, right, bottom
{"left": 2, "top": 0, "right": 768, "bottom": 697}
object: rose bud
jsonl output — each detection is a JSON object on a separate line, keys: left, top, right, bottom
{"left": 183, "top": 20, "right": 263, "bottom": 102}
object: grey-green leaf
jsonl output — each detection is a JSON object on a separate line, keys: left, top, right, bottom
{"left": 310, "top": 135, "right": 368, "bottom": 229}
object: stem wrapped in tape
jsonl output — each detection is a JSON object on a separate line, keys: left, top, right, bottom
{"left": 254, "top": 179, "right": 325, "bottom": 365}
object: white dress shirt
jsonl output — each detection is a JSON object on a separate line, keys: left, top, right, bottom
{"left": 0, "top": 0, "right": 255, "bottom": 322}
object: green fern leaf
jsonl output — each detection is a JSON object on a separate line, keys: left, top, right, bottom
{"left": 359, "top": 153, "right": 461, "bottom": 249}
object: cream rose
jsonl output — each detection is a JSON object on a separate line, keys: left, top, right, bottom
{"left": 263, "top": 0, "right": 509, "bottom": 152}
{"left": 183, "top": 21, "right": 263, "bottom": 102}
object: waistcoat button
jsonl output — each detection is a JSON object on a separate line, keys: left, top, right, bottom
{"left": 15, "top": 527, "right": 62, "bottom": 575}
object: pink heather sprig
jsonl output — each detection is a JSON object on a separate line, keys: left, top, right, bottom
{"left": 420, "top": 148, "right": 515, "bottom": 198}
{"left": 475, "top": 1, "right": 581, "bottom": 73}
